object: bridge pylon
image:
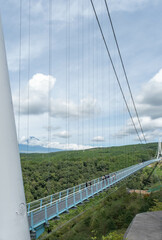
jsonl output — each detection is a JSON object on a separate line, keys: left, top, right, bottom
{"left": 0, "top": 17, "right": 30, "bottom": 239}
{"left": 157, "top": 139, "right": 162, "bottom": 160}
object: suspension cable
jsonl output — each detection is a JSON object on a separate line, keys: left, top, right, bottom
{"left": 90, "top": 0, "right": 143, "bottom": 144}
{"left": 27, "top": 0, "right": 31, "bottom": 154}
{"left": 48, "top": 0, "right": 52, "bottom": 154}
{"left": 104, "top": 0, "right": 147, "bottom": 144}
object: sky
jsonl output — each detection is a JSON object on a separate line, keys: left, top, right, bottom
{"left": 1, "top": 0, "right": 162, "bottom": 150}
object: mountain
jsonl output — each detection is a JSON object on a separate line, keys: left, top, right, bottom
{"left": 19, "top": 144, "right": 62, "bottom": 153}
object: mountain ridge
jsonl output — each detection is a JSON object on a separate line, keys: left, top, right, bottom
{"left": 19, "top": 144, "right": 62, "bottom": 153}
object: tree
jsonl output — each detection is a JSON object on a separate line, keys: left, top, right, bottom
{"left": 102, "top": 231, "right": 124, "bottom": 240}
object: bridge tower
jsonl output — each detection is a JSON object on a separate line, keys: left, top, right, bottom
{"left": 0, "top": 17, "right": 31, "bottom": 239}
{"left": 157, "top": 139, "right": 162, "bottom": 159}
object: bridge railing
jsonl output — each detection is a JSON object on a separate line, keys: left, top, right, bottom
{"left": 28, "top": 159, "right": 158, "bottom": 230}
{"left": 27, "top": 163, "right": 138, "bottom": 212}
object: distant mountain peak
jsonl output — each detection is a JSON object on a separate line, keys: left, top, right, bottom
{"left": 19, "top": 144, "right": 62, "bottom": 153}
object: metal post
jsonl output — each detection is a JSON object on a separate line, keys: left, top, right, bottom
{"left": 80, "top": 190, "right": 83, "bottom": 202}
{"left": 73, "top": 187, "right": 76, "bottom": 205}
{"left": 31, "top": 212, "right": 34, "bottom": 231}
{"left": 86, "top": 187, "right": 88, "bottom": 199}
{"left": 28, "top": 203, "right": 30, "bottom": 213}
{"left": 56, "top": 201, "right": 59, "bottom": 216}
{"left": 0, "top": 17, "right": 31, "bottom": 240}
{"left": 67, "top": 189, "right": 69, "bottom": 197}
{"left": 59, "top": 192, "right": 61, "bottom": 202}
{"left": 40, "top": 199, "right": 43, "bottom": 209}
{"left": 66, "top": 196, "right": 68, "bottom": 210}
{"left": 96, "top": 180, "right": 98, "bottom": 193}
{"left": 91, "top": 185, "right": 93, "bottom": 196}
{"left": 45, "top": 206, "right": 48, "bottom": 223}
{"left": 98, "top": 178, "right": 100, "bottom": 191}
{"left": 100, "top": 179, "right": 102, "bottom": 190}
{"left": 50, "top": 195, "right": 53, "bottom": 205}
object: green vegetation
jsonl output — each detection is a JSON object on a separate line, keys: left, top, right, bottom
{"left": 21, "top": 143, "right": 156, "bottom": 202}
{"left": 20, "top": 142, "right": 161, "bottom": 240}
{"left": 101, "top": 231, "right": 124, "bottom": 240}
{"left": 149, "top": 199, "right": 162, "bottom": 211}
{"left": 126, "top": 161, "right": 162, "bottom": 190}
{"left": 40, "top": 186, "right": 161, "bottom": 240}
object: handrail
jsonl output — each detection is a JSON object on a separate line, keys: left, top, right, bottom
{"left": 27, "top": 162, "right": 142, "bottom": 212}
{"left": 28, "top": 159, "right": 158, "bottom": 231}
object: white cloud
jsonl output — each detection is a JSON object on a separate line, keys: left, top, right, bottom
{"left": 47, "top": 142, "right": 93, "bottom": 151}
{"left": 13, "top": 73, "right": 56, "bottom": 115}
{"left": 20, "top": 136, "right": 40, "bottom": 145}
{"left": 13, "top": 73, "right": 99, "bottom": 118}
{"left": 5, "top": 0, "right": 160, "bottom": 74}
{"left": 121, "top": 116, "right": 162, "bottom": 134}
{"left": 29, "top": 73, "right": 55, "bottom": 95}
{"left": 51, "top": 97, "right": 99, "bottom": 119}
{"left": 20, "top": 135, "right": 93, "bottom": 150}
{"left": 115, "top": 68, "right": 162, "bottom": 142}
{"left": 2, "top": 0, "right": 162, "bottom": 150}
{"left": 138, "top": 68, "right": 162, "bottom": 105}
{"left": 116, "top": 115, "right": 162, "bottom": 142}
{"left": 92, "top": 136, "right": 105, "bottom": 142}
{"left": 136, "top": 69, "right": 162, "bottom": 119}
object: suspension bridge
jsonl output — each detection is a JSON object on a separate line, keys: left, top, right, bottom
{"left": 27, "top": 158, "right": 160, "bottom": 238}
{"left": 0, "top": 1, "right": 161, "bottom": 240}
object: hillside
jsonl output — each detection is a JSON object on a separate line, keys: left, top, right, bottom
{"left": 20, "top": 142, "right": 162, "bottom": 240}
{"left": 39, "top": 163, "right": 162, "bottom": 240}
{"left": 21, "top": 143, "right": 157, "bottom": 202}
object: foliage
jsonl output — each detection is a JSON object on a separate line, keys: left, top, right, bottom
{"left": 102, "top": 231, "right": 124, "bottom": 240}
{"left": 21, "top": 143, "right": 156, "bottom": 202}
{"left": 149, "top": 199, "right": 162, "bottom": 211}
{"left": 20, "top": 142, "right": 161, "bottom": 240}
{"left": 40, "top": 187, "right": 161, "bottom": 240}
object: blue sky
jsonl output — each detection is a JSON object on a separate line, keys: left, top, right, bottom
{"left": 1, "top": 0, "right": 162, "bottom": 150}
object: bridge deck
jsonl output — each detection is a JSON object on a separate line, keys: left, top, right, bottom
{"left": 27, "top": 159, "right": 158, "bottom": 231}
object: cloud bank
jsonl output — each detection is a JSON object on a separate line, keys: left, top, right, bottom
{"left": 20, "top": 135, "right": 93, "bottom": 150}
{"left": 13, "top": 73, "right": 99, "bottom": 119}
{"left": 116, "top": 69, "right": 162, "bottom": 141}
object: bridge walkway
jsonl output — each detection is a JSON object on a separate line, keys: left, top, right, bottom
{"left": 28, "top": 159, "right": 158, "bottom": 232}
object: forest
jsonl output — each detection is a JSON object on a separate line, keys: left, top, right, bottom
{"left": 21, "top": 142, "right": 161, "bottom": 239}
{"left": 21, "top": 143, "right": 156, "bottom": 202}
{"left": 41, "top": 185, "right": 161, "bottom": 240}
{"left": 38, "top": 162, "right": 162, "bottom": 240}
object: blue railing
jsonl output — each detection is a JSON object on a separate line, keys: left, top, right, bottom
{"left": 27, "top": 163, "right": 139, "bottom": 212}
{"left": 27, "top": 159, "right": 158, "bottom": 231}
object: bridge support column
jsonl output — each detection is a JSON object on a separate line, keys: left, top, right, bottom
{"left": 30, "top": 224, "right": 45, "bottom": 239}
{"left": 0, "top": 17, "right": 30, "bottom": 240}
{"left": 157, "top": 139, "right": 162, "bottom": 159}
